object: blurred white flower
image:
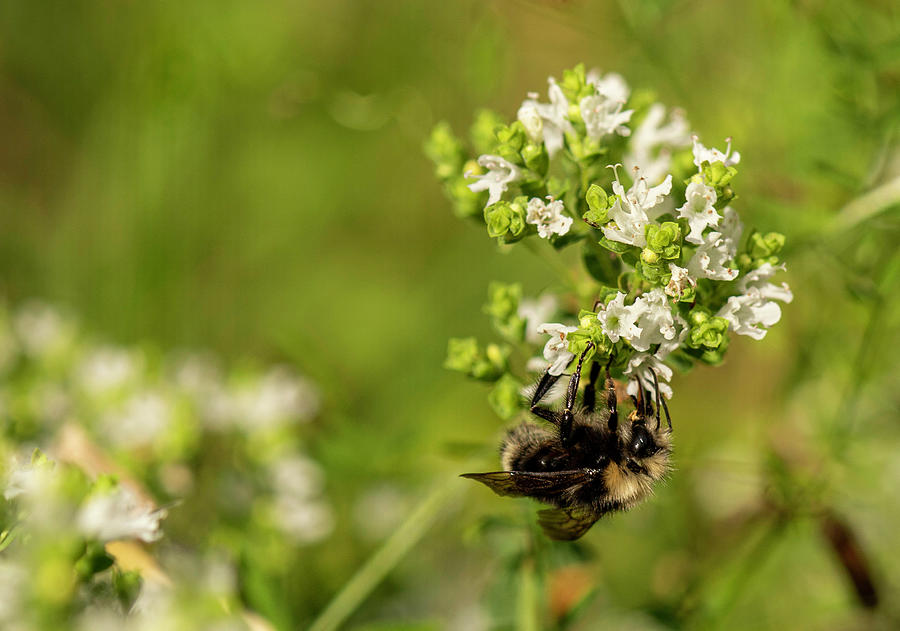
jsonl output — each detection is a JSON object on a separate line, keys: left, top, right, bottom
{"left": 625, "top": 104, "right": 690, "bottom": 184}
{"left": 272, "top": 498, "right": 334, "bottom": 544}
{"left": 13, "top": 302, "right": 75, "bottom": 358}
{"left": 78, "top": 347, "right": 142, "bottom": 395}
{"left": 517, "top": 101, "right": 543, "bottom": 143}
{"left": 518, "top": 295, "right": 557, "bottom": 343}
{"left": 77, "top": 487, "right": 167, "bottom": 543}
{"left": 235, "top": 368, "right": 320, "bottom": 432}
{"left": 677, "top": 180, "right": 719, "bottom": 244}
{"left": 536, "top": 323, "right": 577, "bottom": 376}
{"left": 586, "top": 70, "right": 630, "bottom": 103}
{"left": 103, "top": 391, "right": 173, "bottom": 449}
{"left": 466, "top": 155, "right": 521, "bottom": 206}
{"left": 601, "top": 166, "right": 673, "bottom": 247}
{"left": 525, "top": 196, "right": 572, "bottom": 239}
{"left": 268, "top": 453, "right": 333, "bottom": 543}
{"left": 517, "top": 78, "right": 574, "bottom": 156}
{"left": 269, "top": 454, "right": 324, "bottom": 501}
{"left": 580, "top": 72, "right": 633, "bottom": 139}
{"left": 580, "top": 94, "right": 633, "bottom": 139}
{"left": 692, "top": 135, "right": 741, "bottom": 168}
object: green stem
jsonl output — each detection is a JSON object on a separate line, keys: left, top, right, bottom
{"left": 516, "top": 557, "right": 541, "bottom": 631}
{"left": 830, "top": 174, "right": 900, "bottom": 233}
{"left": 522, "top": 239, "right": 586, "bottom": 300}
{"left": 307, "top": 482, "right": 460, "bottom": 631}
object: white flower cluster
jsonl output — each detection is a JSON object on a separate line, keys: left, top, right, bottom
{"left": 0, "top": 300, "right": 332, "bottom": 545}
{"left": 508, "top": 70, "right": 792, "bottom": 399}
{"left": 4, "top": 454, "right": 167, "bottom": 543}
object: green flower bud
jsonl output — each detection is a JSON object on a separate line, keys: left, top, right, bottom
{"left": 488, "top": 374, "right": 523, "bottom": 419}
{"left": 641, "top": 248, "right": 660, "bottom": 265}
{"left": 470, "top": 109, "right": 505, "bottom": 155}
{"left": 688, "top": 306, "right": 711, "bottom": 327}
{"left": 521, "top": 142, "right": 549, "bottom": 176}
{"left": 75, "top": 541, "right": 115, "bottom": 580}
{"left": 113, "top": 570, "right": 143, "bottom": 611}
{"left": 472, "top": 343, "right": 510, "bottom": 381}
{"left": 749, "top": 232, "right": 786, "bottom": 259}
{"left": 424, "top": 122, "right": 465, "bottom": 181}
{"left": 496, "top": 121, "right": 527, "bottom": 153}
{"left": 701, "top": 160, "right": 738, "bottom": 188}
{"left": 645, "top": 221, "right": 682, "bottom": 259}
{"left": 687, "top": 315, "right": 729, "bottom": 351}
{"left": 583, "top": 184, "right": 612, "bottom": 227}
{"left": 444, "top": 337, "right": 480, "bottom": 374}
{"left": 444, "top": 338, "right": 509, "bottom": 381}
{"left": 484, "top": 200, "right": 527, "bottom": 243}
{"left": 446, "top": 177, "right": 483, "bottom": 218}
{"left": 484, "top": 282, "right": 527, "bottom": 341}
{"left": 496, "top": 144, "right": 523, "bottom": 166}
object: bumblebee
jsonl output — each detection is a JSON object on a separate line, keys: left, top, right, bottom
{"left": 463, "top": 342, "right": 672, "bottom": 540}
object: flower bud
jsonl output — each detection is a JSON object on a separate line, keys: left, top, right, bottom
{"left": 488, "top": 374, "right": 523, "bottom": 419}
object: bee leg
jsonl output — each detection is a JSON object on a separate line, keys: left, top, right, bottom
{"left": 582, "top": 361, "right": 602, "bottom": 413}
{"left": 649, "top": 368, "right": 672, "bottom": 431}
{"left": 559, "top": 342, "right": 594, "bottom": 448}
{"left": 530, "top": 370, "right": 563, "bottom": 425}
{"left": 604, "top": 359, "right": 618, "bottom": 433}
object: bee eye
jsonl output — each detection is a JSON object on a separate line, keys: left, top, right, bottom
{"left": 629, "top": 425, "right": 657, "bottom": 458}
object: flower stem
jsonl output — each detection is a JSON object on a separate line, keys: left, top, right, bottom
{"left": 307, "top": 481, "right": 460, "bottom": 631}
{"left": 831, "top": 174, "right": 900, "bottom": 233}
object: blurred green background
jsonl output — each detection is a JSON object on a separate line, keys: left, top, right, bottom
{"left": 0, "top": 1, "right": 899, "bottom": 629}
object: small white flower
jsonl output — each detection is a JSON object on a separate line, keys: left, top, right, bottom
{"left": 687, "top": 231, "right": 739, "bottom": 281}
{"left": 466, "top": 154, "right": 522, "bottom": 206}
{"left": 624, "top": 352, "right": 674, "bottom": 400}
{"left": 678, "top": 180, "right": 720, "bottom": 244}
{"left": 624, "top": 314, "right": 687, "bottom": 400}
{"left": 717, "top": 263, "right": 793, "bottom": 340}
{"left": 518, "top": 295, "right": 558, "bottom": 343}
{"left": 517, "top": 101, "right": 543, "bottom": 143}
{"left": 517, "top": 78, "right": 574, "bottom": 156}
{"left": 235, "top": 367, "right": 320, "bottom": 432}
{"left": 686, "top": 207, "right": 743, "bottom": 281}
{"left": 601, "top": 166, "right": 673, "bottom": 247}
{"left": 629, "top": 288, "right": 677, "bottom": 352}
{"left": 13, "top": 302, "right": 75, "bottom": 358}
{"left": 525, "top": 196, "right": 573, "bottom": 239}
{"left": 597, "top": 292, "right": 643, "bottom": 344}
{"left": 692, "top": 135, "right": 741, "bottom": 168}
{"left": 586, "top": 70, "right": 630, "bottom": 103}
{"left": 736, "top": 262, "right": 794, "bottom": 303}
{"left": 103, "top": 390, "right": 173, "bottom": 449}
{"left": 665, "top": 264, "right": 696, "bottom": 300}
{"left": 536, "top": 323, "right": 577, "bottom": 376}
{"left": 625, "top": 104, "right": 691, "bottom": 184}
{"left": 77, "top": 487, "right": 167, "bottom": 543}
{"left": 580, "top": 94, "right": 633, "bottom": 139}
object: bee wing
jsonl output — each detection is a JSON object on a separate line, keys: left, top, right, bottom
{"left": 537, "top": 506, "right": 602, "bottom": 541}
{"left": 460, "top": 469, "right": 595, "bottom": 498}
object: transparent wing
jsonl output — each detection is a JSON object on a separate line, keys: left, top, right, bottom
{"left": 537, "top": 506, "right": 602, "bottom": 541}
{"left": 461, "top": 469, "right": 595, "bottom": 498}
